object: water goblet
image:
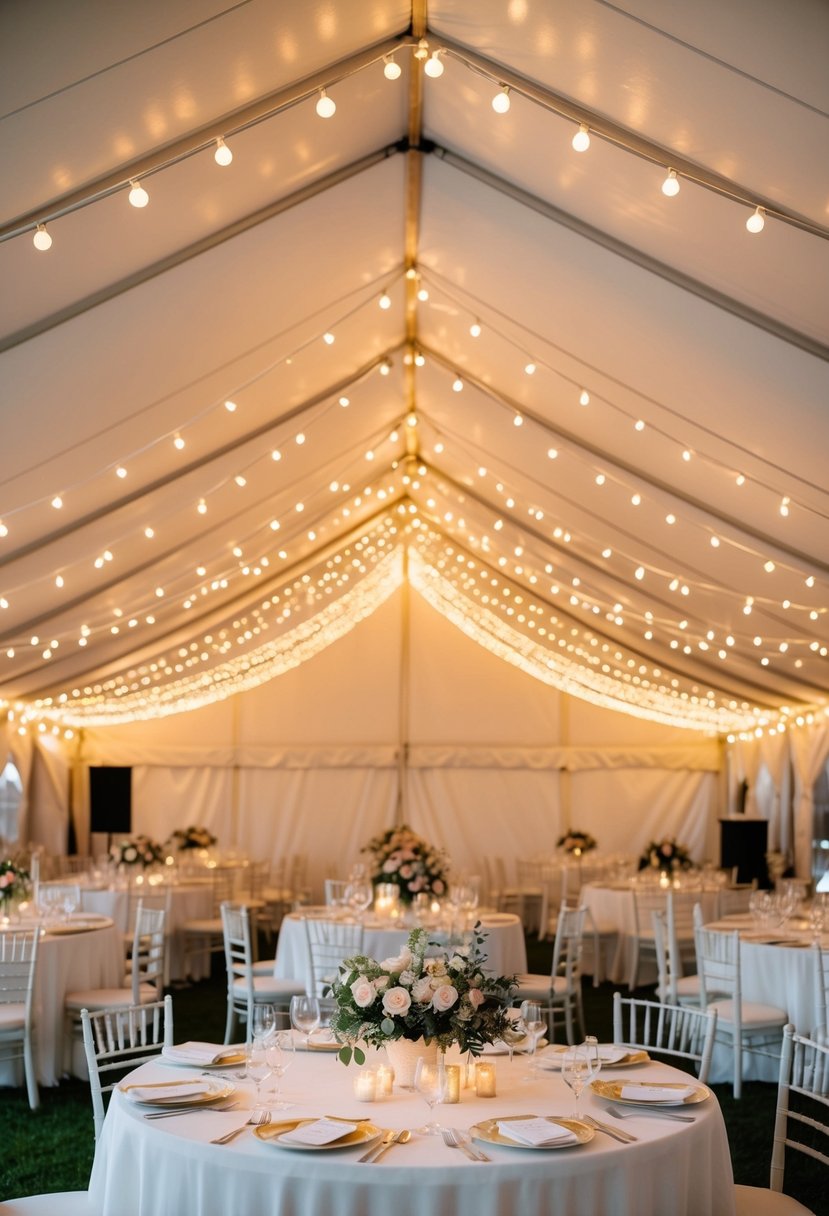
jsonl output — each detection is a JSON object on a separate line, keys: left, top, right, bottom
{"left": 414, "top": 1056, "right": 448, "bottom": 1135}
{"left": 290, "top": 995, "right": 321, "bottom": 1048}
{"left": 265, "top": 1029, "right": 295, "bottom": 1109}
{"left": 251, "top": 1003, "right": 276, "bottom": 1042}
{"left": 519, "top": 1000, "right": 546, "bottom": 1081}
{"left": 561, "top": 1045, "right": 589, "bottom": 1118}
{"left": 582, "top": 1034, "right": 602, "bottom": 1089}
{"left": 345, "top": 879, "right": 373, "bottom": 921}
{"left": 246, "top": 1037, "right": 271, "bottom": 1115}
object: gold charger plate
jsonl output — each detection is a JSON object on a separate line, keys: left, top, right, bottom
{"left": 590, "top": 1078, "right": 710, "bottom": 1106}
{"left": 119, "top": 1076, "right": 235, "bottom": 1108}
{"left": 471, "top": 1114, "right": 593, "bottom": 1150}
{"left": 254, "top": 1117, "right": 381, "bottom": 1151}
{"left": 537, "top": 1045, "right": 649, "bottom": 1070}
{"left": 45, "top": 915, "right": 114, "bottom": 935}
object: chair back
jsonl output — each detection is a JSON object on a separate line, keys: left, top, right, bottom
{"left": 612, "top": 991, "right": 717, "bottom": 1083}
{"left": 814, "top": 941, "right": 829, "bottom": 1039}
{"left": 550, "top": 904, "right": 586, "bottom": 991}
{"left": 129, "top": 901, "right": 167, "bottom": 1003}
{"left": 80, "top": 994, "right": 173, "bottom": 1140}
{"left": 769, "top": 1023, "right": 829, "bottom": 1193}
{"left": 303, "top": 918, "right": 364, "bottom": 997}
{"left": 695, "top": 924, "right": 740, "bottom": 1012}
{"left": 324, "top": 879, "right": 349, "bottom": 908}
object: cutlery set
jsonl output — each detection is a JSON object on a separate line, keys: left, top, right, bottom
{"left": 441, "top": 1127, "right": 490, "bottom": 1161}
{"left": 358, "top": 1129, "right": 411, "bottom": 1162}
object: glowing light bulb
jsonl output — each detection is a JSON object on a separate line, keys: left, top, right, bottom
{"left": 383, "top": 55, "right": 401, "bottom": 80}
{"left": 661, "top": 168, "right": 680, "bottom": 197}
{"left": 323, "top": 331, "right": 335, "bottom": 345}
{"left": 224, "top": 400, "right": 237, "bottom": 412}
{"left": 316, "top": 89, "right": 336, "bottom": 118}
{"left": 51, "top": 495, "right": 63, "bottom": 510}
{"left": 424, "top": 52, "right": 444, "bottom": 77}
{"left": 452, "top": 377, "right": 463, "bottom": 392}
{"left": 571, "top": 123, "right": 590, "bottom": 152}
{"left": 128, "top": 180, "right": 149, "bottom": 208}
{"left": 214, "top": 137, "right": 233, "bottom": 166}
{"left": 746, "top": 206, "right": 765, "bottom": 234}
{"left": 174, "top": 435, "right": 185, "bottom": 450}
{"left": 379, "top": 290, "right": 391, "bottom": 310}
{"left": 33, "top": 223, "right": 52, "bottom": 251}
{"left": 492, "top": 86, "right": 511, "bottom": 113}
{"left": 414, "top": 38, "right": 429, "bottom": 60}
{"left": 470, "top": 320, "right": 481, "bottom": 337}
{"left": 579, "top": 389, "right": 590, "bottom": 406}
{"left": 379, "top": 360, "right": 391, "bottom": 376}
{"left": 524, "top": 362, "right": 536, "bottom": 375}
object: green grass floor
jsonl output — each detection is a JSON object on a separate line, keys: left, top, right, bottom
{"left": 0, "top": 932, "right": 823, "bottom": 1209}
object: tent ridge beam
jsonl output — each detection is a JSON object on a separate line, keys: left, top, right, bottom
{"left": 430, "top": 146, "right": 828, "bottom": 364}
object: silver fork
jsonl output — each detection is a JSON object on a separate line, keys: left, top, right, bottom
{"left": 582, "top": 1114, "right": 637, "bottom": 1143}
{"left": 144, "top": 1100, "right": 240, "bottom": 1120}
{"left": 442, "top": 1127, "right": 490, "bottom": 1162}
{"left": 607, "top": 1103, "right": 695, "bottom": 1124}
{"left": 210, "top": 1109, "right": 271, "bottom": 1144}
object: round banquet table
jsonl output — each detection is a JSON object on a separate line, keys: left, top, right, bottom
{"left": 703, "top": 913, "right": 828, "bottom": 1084}
{"left": 273, "top": 911, "right": 527, "bottom": 992}
{"left": 79, "top": 882, "right": 213, "bottom": 981}
{"left": 0, "top": 919, "right": 123, "bottom": 1088}
{"left": 88, "top": 1039, "right": 736, "bottom": 1216}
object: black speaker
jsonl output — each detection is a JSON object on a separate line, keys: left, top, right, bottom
{"left": 89, "top": 766, "right": 132, "bottom": 835}
{"left": 719, "top": 817, "right": 769, "bottom": 887}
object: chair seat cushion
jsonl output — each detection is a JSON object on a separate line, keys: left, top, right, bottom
{"left": 709, "top": 999, "right": 788, "bottom": 1027}
{"left": 734, "top": 1183, "right": 816, "bottom": 1215}
{"left": 0, "top": 1003, "right": 26, "bottom": 1029}
{"left": 65, "top": 984, "right": 157, "bottom": 1011}
{"left": 234, "top": 959, "right": 278, "bottom": 976}
{"left": 231, "top": 976, "right": 305, "bottom": 1001}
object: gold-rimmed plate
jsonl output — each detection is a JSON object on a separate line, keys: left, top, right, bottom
{"left": 537, "top": 1045, "right": 649, "bottom": 1070}
{"left": 119, "top": 1076, "right": 235, "bottom": 1108}
{"left": 291, "top": 1030, "right": 341, "bottom": 1053}
{"left": 471, "top": 1115, "right": 593, "bottom": 1150}
{"left": 45, "top": 915, "right": 114, "bottom": 935}
{"left": 159, "top": 1046, "right": 246, "bottom": 1069}
{"left": 590, "top": 1078, "right": 711, "bottom": 1106}
{"left": 254, "top": 1117, "right": 381, "bottom": 1151}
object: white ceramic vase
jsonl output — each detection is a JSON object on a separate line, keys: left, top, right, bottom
{"left": 385, "top": 1037, "right": 438, "bottom": 1089}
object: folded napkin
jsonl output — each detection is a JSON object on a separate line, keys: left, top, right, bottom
{"left": 497, "top": 1118, "right": 578, "bottom": 1147}
{"left": 161, "top": 1041, "right": 242, "bottom": 1066}
{"left": 619, "top": 1084, "right": 695, "bottom": 1103}
{"left": 279, "top": 1117, "right": 356, "bottom": 1146}
{"left": 123, "top": 1079, "right": 211, "bottom": 1104}
{"left": 596, "top": 1045, "right": 628, "bottom": 1064}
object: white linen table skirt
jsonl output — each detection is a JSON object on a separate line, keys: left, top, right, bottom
{"left": 273, "top": 912, "right": 527, "bottom": 993}
{"left": 89, "top": 1044, "right": 735, "bottom": 1216}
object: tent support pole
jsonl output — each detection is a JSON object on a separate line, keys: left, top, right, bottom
{"left": 559, "top": 694, "right": 572, "bottom": 837}
{"left": 396, "top": 542, "right": 411, "bottom": 828}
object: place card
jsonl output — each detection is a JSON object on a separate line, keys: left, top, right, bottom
{"left": 497, "top": 1118, "right": 578, "bottom": 1146}
{"left": 280, "top": 1117, "right": 357, "bottom": 1146}
{"left": 619, "top": 1084, "right": 695, "bottom": 1103}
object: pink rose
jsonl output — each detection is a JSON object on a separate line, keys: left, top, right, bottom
{"left": 431, "top": 984, "right": 459, "bottom": 1012}
{"left": 382, "top": 986, "right": 412, "bottom": 1017}
{"left": 468, "top": 988, "right": 485, "bottom": 1009}
{"left": 412, "top": 977, "right": 433, "bottom": 1003}
{"left": 350, "top": 977, "right": 376, "bottom": 1008}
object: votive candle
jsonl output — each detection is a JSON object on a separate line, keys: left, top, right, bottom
{"left": 444, "top": 1064, "right": 461, "bottom": 1103}
{"left": 376, "top": 1065, "right": 394, "bottom": 1097}
{"left": 475, "top": 1062, "right": 497, "bottom": 1098}
{"left": 353, "top": 1069, "right": 377, "bottom": 1102}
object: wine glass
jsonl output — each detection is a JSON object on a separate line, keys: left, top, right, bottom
{"left": 251, "top": 1003, "right": 275, "bottom": 1043}
{"left": 414, "top": 1056, "right": 447, "bottom": 1135}
{"left": 290, "top": 995, "right": 321, "bottom": 1048}
{"left": 345, "top": 879, "right": 373, "bottom": 921}
{"left": 582, "top": 1034, "right": 602, "bottom": 1091}
{"left": 265, "top": 1029, "right": 295, "bottom": 1109}
{"left": 501, "top": 1016, "right": 526, "bottom": 1067}
{"left": 519, "top": 1000, "right": 546, "bottom": 1082}
{"left": 561, "top": 1045, "right": 589, "bottom": 1118}
{"left": 245, "top": 1037, "right": 271, "bottom": 1114}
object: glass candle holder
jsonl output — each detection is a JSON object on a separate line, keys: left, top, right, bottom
{"left": 353, "top": 1069, "right": 377, "bottom": 1102}
{"left": 376, "top": 1065, "right": 394, "bottom": 1097}
{"left": 475, "top": 1061, "right": 497, "bottom": 1097}
{"left": 444, "top": 1064, "right": 461, "bottom": 1103}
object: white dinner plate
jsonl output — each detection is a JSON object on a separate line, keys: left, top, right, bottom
{"left": 471, "top": 1115, "right": 593, "bottom": 1150}
{"left": 590, "top": 1078, "right": 711, "bottom": 1106}
{"left": 254, "top": 1117, "right": 381, "bottom": 1151}
{"left": 119, "top": 1076, "right": 235, "bottom": 1107}
{"left": 536, "top": 1044, "right": 649, "bottom": 1070}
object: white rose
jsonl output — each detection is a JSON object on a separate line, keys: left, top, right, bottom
{"left": 412, "top": 976, "right": 433, "bottom": 1003}
{"left": 431, "top": 984, "right": 459, "bottom": 1012}
{"left": 398, "top": 969, "right": 416, "bottom": 988}
{"left": 351, "top": 977, "right": 376, "bottom": 1008}
{"left": 382, "top": 986, "right": 412, "bottom": 1017}
{"left": 380, "top": 947, "right": 412, "bottom": 973}
{"left": 373, "top": 975, "right": 390, "bottom": 992}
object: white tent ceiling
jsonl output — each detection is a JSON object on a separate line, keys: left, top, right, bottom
{"left": 1, "top": 0, "right": 828, "bottom": 740}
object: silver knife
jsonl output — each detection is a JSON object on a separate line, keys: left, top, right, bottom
{"left": 358, "top": 1129, "right": 394, "bottom": 1163}
{"left": 369, "top": 1130, "right": 408, "bottom": 1162}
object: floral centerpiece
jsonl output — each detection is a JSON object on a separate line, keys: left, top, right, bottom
{"left": 362, "top": 824, "right": 447, "bottom": 904}
{"left": 110, "top": 834, "right": 165, "bottom": 868}
{"left": 0, "top": 858, "right": 30, "bottom": 906}
{"left": 168, "top": 825, "right": 217, "bottom": 851}
{"left": 639, "top": 837, "right": 693, "bottom": 872}
{"left": 330, "top": 926, "right": 517, "bottom": 1066}
{"left": 557, "top": 829, "right": 597, "bottom": 856}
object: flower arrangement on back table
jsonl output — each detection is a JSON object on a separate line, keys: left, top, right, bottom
{"left": 639, "top": 837, "right": 693, "bottom": 872}
{"left": 110, "top": 834, "right": 165, "bottom": 868}
{"left": 331, "top": 926, "right": 517, "bottom": 1064}
{"left": 0, "top": 858, "right": 30, "bottom": 905}
{"left": 362, "top": 823, "right": 447, "bottom": 904}
{"left": 557, "top": 829, "right": 597, "bottom": 857}
{"left": 168, "top": 825, "right": 217, "bottom": 851}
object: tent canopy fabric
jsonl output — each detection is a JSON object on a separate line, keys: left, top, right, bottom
{"left": 1, "top": 1, "right": 828, "bottom": 748}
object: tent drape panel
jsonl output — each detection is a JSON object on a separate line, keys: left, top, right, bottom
{"left": 790, "top": 723, "right": 829, "bottom": 879}
{"left": 236, "top": 766, "right": 397, "bottom": 899}
{"left": 28, "top": 737, "right": 70, "bottom": 855}
{"left": 134, "top": 766, "right": 233, "bottom": 848}
{"left": 407, "top": 767, "right": 563, "bottom": 883}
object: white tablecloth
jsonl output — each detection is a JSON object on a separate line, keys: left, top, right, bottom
{"left": 273, "top": 912, "right": 527, "bottom": 993}
{"left": 89, "top": 1042, "right": 735, "bottom": 1216}
{"left": 80, "top": 883, "right": 213, "bottom": 981}
{"left": 0, "top": 922, "right": 124, "bottom": 1088}
{"left": 581, "top": 885, "right": 721, "bottom": 986}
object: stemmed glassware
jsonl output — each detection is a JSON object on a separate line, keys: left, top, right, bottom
{"left": 561, "top": 1044, "right": 589, "bottom": 1118}
{"left": 414, "top": 1056, "right": 448, "bottom": 1135}
{"left": 251, "top": 1003, "right": 276, "bottom": 1042}
{"left": 518, "top": 1000, "right": 546, "bottom": 1082}
{"left": 245, "top": 1037, "right": 271, "bottom": 1115}
{"left": 265, "top": 1029, "right": 295, "bottom": 1109}
{"left": 582, "top": 1034, "right": 602, "bottom": 1092}
{"left": 290, "top": 995, "right": 321, "bottom": 1048}
{"left": 344, "top": 878, "right": 373, "bottom": 921}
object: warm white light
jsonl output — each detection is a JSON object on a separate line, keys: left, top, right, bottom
{"left": 144, "top": 527, "right": 154, "bottom": 538}
{"left": 571, "top": 123, "right": 590, "bottom": 152}
{"left": 379, "top": 290, "right": 391, "bottom": 310}
{"left": 682, "top": 449, "right": 692, "bottom": 462}
{"left": 33, "top": 223, "right": 52, "bottom": 251}
{"left": 424, "top": 52, "right": 444, "bottom": 78}
{"left": 492, "top": 86, "right": 511, "bottom": 114}
{"left": 316, "top": 89, "right": 336, "bottom": 118}
{"left": 634, "top": 419, "right": 645, "bottom": 431}
{"left": 579, "top": 389, "right": 590, "bottom": 406}
{"left": 470, "top": 321, "right": 481, "bottom": 337}
{"left": 417, "top": 287, "right": 429, "bottom": 301}
{"left": 595, "top": 473, "right": 605, "bottom": 485}
{"left": 197, "top": 499, "right": 207, "bottom": 515}
{"left": 116, "top": 466, "right": 127, "bottom": 479}
{"left": 383, "top": 55, "right": 401, "bottom": 80}
{"left": 174, "top": 435, "right": 185, "bottom": 450}
{"left": 295, "top": 432, "right": 305, "bottom": 445}
{"left": 524, "top": 362, "right": 536, "bottom": 375}
{"left": 51, "top": 495, "right": 63, "bottom": 510}
{"left": 128, "top": 180, "right": 149, "bottom": 208}
{"left": 214, "top": 138, "right": 233, "bottom": 167}
{"left": 452, "top": 377, "right": 464, "bottom": 392}
{"left": 379, "top": 360, "right": 391, "bottom": 376}
{"left": 764, "top": 560, "right": 775, "bottom": 573}
{"left": 779, "top": 496, "right": 790, "bottom": 517}
{"left": 234, "top": 475, "right": 246, "bottom": 487}
{"left": 414, "top": 38, "right": 429, "bottom": 60}
{"left": 746, "top": 206, "right": 765, "bottom": 234}
{"left": 513, "top": 414, "right": 523, "bottom": 427}
{"left": 661, "top": 168, "right": 680, "bottom": 197}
